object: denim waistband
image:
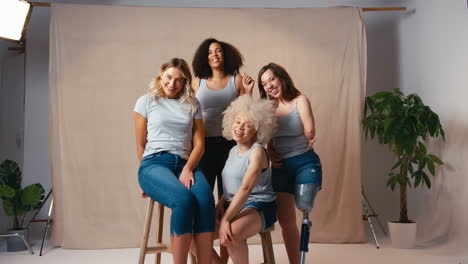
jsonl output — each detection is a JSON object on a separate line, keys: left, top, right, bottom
{"left": 141, "top": 151, "right": 187, "bottom": 163}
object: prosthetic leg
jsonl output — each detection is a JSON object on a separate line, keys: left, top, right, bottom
{"left": 295, "top": 184, "right": 320, "bottom": 264}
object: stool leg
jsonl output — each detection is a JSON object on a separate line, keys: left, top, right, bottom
{"left": 155, "top": 203, "right": 164, "bottom": 264}
{"left": 260, "top": 233, "right": 268, "bottom": 263}
{"left": 260, "top": 231, "right": 275, "bottom": 264}
{"left": 139, "top": 199, "right": 155, "bottom": 264}
{"left": 267, "top": 231, "right": 275, "bottom": 264}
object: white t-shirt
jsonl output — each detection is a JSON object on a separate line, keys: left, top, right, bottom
{"left": 134, "top": 94, "right": 202, "bottom": 159}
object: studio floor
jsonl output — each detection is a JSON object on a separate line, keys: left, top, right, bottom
{"left": 1, "top": 237, "right": 468, "bottom": 264}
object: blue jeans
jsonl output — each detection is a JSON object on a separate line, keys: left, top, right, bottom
{"left": 198, "top": 136, "right": 235, "bottom": 198}
{"left": 272, "top": 149, "right": 322, "bottom": 194}
{"left": 138, "top": 152, "right": 215, "bottom": 236}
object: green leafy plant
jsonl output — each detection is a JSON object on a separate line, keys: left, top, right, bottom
{"left": 0, "top": 159, "right": 45, "bottom": 230}
{"left": 362, "top": 88, "right": 444, "bottom": 223}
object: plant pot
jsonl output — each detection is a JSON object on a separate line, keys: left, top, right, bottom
{"left": 6, "top": 228, "right": 30, "bottom": 252}
{"left": 388, "top": 221, "right": 417, "bottom": 249}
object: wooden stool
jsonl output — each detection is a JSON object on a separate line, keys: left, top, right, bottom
{"left": 138, "top": 198, "right": 197, "bottom": 264}
{"left": 259, "top": 226, "right": 275, "bottom": 264}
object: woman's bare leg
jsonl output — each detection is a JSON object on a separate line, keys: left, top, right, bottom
{"left": 276, "top": 192, "right": 300, "bottom": 264}
{"left": 226, "top": 208, "right": 262, "bottom": 264}
{"left": 220, "top": 245, "right": 229, "bottom": 263}
{"left": 193, "top": 232, "right": 215, "bottom": 264}
{"left": 189, "top": 238, "right": 222, "bottom": 264}
{"left": 171, "top": 233, "right": 192, "bottom": 264}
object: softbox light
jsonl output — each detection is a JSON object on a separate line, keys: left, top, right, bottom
{"left": 0, "top": 0, "right": 31, "bottom": 41}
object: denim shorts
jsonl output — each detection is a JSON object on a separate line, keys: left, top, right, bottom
{"left": 225, "top": 201, "right": 277, "bottom": 231}
{"left": 272, "top": 149, "right": 322, "bottom": 194}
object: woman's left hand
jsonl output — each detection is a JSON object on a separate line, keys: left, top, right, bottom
{"left": 306, "top": 138, "right": 316, "bottom": 150}
{"left": 219, "top": 219, "right": 234, "bottom": 246}
{"left": 242, "top": 73, "right": 255, "bottom": 94}
{"left": 215, "top": 203, "right": 225, "bottom": 224}
{"left": 179, "top": 168, "right": 195, "bottom": 189}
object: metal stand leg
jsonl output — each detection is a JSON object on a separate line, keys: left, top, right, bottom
{"left": 362, "top": 190, "right": 387, "bottom": 236}
{"left": 19, "top": 234, "right": 35, "bottom": 254}
{"left": 361, "top": 186, "right": 388, "bottom": 249}
{"left": 362, "top": 193, "right": 380, "bottom": 249}
{"left": 39, "top": 197, "right": 54, "bottom": 256}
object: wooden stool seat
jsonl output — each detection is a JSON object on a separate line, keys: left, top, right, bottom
{"left": 139, "top": 198, "right": 197, "bottom": 264}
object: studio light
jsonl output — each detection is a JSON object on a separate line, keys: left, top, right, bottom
{"left": 0, "top": 0, "right": 31, "bottom": 41}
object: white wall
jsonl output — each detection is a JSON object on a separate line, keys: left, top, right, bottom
{"left": 22, "top": 5, "right": 52, "bottom": 202}
{"left": 0, "top": 40, "right": 24, "bottom": 165}
{"left": 0, "top": 40, "right": 25, "bottom": 233}
{"left": 398, "top": 0, "right": 468, "bottom": 251}
{"left": 1, "top": 0, "right": 406, "bottom": 241}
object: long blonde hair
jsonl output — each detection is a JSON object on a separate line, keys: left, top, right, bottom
{"left": 148, "top": 58, "right": 197, "bottom": 113}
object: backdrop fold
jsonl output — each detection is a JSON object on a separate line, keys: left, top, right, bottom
{"left": 49, "top": 3, "right": 366, "bottom": 248}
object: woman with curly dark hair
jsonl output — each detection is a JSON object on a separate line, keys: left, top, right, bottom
{"left": 192, "top": 38, "right": 254, "bottom": 198}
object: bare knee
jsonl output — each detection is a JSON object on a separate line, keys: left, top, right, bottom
{"left": 227, "top": 238, "right": 247, "bottom": 250}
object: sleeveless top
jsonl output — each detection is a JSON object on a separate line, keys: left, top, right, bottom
{"left": 272, "top": 102, "right": 308, "bottom": 159}
{"left": 222, "top": 143, "right": 276, "bottom": 203}
{"left": 196, "top": 75, "right": 238, "bottom": 137}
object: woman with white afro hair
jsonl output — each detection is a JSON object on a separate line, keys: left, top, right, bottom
{"left": 213, "top": 94, "right": 278, "bottom": 263}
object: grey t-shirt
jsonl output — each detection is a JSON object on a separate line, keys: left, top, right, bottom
{"left": 222, "top": 143, "right": 276, "bottom": 203}
{"left": 134, "top": 94, "right": 202, "bottom": 159}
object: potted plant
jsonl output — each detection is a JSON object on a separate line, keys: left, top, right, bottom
{"left": 0, "top": 159, "right": 45, "bottom": 251}
{"left": 362, "top": 88, "right": 444, "bottom": 248}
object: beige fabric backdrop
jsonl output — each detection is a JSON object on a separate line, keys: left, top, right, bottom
{"left": 49, "top": 4, "right": 366, "bottom": 249}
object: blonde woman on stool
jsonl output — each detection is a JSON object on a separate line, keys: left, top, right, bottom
{"left": 134, "top": 58, "right": 215, "bottom": 264}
